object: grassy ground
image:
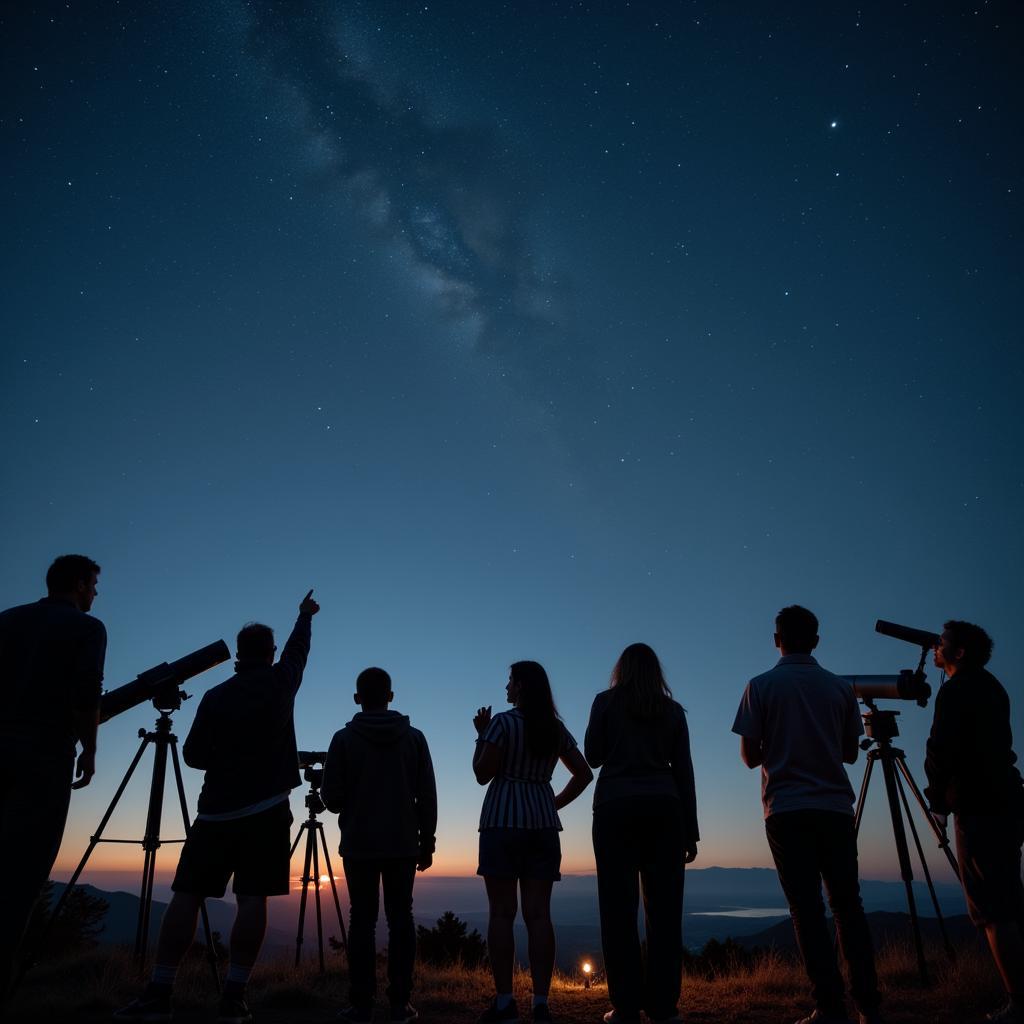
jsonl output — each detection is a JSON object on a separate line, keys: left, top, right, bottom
{"left": 5, "top": 940, "right": 1007, "bottom": 1023}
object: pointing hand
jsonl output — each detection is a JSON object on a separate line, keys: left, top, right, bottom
{"left": 300, "top": 589, "right": 320, "bottom": 616}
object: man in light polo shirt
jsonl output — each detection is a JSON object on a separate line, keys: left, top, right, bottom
{"left": 733, "top": 605, "right": 882, "bottom": 1024}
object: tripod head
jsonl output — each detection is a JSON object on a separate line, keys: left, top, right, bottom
{"left": 298, "top": 750, "right": 328, "bottom": 816}
{"left": 859, "top": 699, "right": 901, "bottom": 747}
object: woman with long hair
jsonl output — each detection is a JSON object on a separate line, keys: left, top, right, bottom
{"left": 473, "top": 661, "right": 593, "bottom": 1024}
{"left": 585, "top": 643, "right": 699, "bottom": 1024}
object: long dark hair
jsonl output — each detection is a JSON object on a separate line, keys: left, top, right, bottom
{"left": 511, "top": 660, "right": 560, "bottom": 758}
{"left": 609, "top": 642, "right": 674, "bottom": 718}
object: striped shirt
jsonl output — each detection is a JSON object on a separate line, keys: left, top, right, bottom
{"left": 478, "top": 709, "right": 577, "bottom": 830}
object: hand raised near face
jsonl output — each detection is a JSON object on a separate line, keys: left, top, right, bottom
{"left": 473, "top": 706, "right": 492, "bottom": 736}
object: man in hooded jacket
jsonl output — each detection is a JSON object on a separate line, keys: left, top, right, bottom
{"left": 322, "top": 666, "right": 437, "bottom": 1024}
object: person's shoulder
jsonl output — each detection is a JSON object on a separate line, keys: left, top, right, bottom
{"left": 591, "top": 688, "right": 614, "bottom": 709}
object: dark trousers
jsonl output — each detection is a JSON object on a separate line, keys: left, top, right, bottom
{"left": 593, "top": 797, "right": 686, "bottom": 1020}
{"left": 766, "top": 810, "right": 880, "bottom": 1016}
{"left": 0, "top": 745, "right": 73, "bottom": 999}
{"left": 342, "top": 856, "right": 417, "bottom": 1009}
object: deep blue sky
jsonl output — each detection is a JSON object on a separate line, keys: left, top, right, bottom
{"left": 2, "top": 1, "right": 1022, "bottom": 882}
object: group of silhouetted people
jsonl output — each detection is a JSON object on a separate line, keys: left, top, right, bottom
{"left": 2, "top": 556, "right": 1024, "bottom": 1024}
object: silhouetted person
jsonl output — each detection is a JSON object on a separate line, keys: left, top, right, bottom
{"left": 584, "top": 643, "right": 699, "bottom": 1024}
{"left": 0, "top": 554, "right": 105, "bottom": 1002}
{"left": 115, "top": 589, "right": 319, "bottom": 1024}
{"left": 733, "top": 606, "right": 882, "bottom": 1024}
{"left": 321, "top": 667, "right": 437, "bottom": 1024}
{"left": 926, "top": 621, "right": 1024, "bottom": 1024}
{"left": 473, "top": 661, "right": 593, "bottom": 1024}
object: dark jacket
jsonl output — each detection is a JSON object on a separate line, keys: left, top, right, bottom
{"left": 585, "top": 688, "right": 699, "bottom": 845}
{"left": 0, "top": 597, "right": 106, "bottom": 756}
{"left": 322, "top": 710, "right": 437, "bottom": 861}
{"left": 924, "top": 665, "right": 1024, "bottom": 816}
{"left": 183, "top": 612, "right": 311, "bottom": 815}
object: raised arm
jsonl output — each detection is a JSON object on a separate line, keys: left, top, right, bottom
{"left": 277, "top": 589, "right": 319, "bottom": 694}
{"left": 472, "top": 705, "right": 501, "bottom": 784}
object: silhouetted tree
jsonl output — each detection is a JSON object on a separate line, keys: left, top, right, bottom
{"left": 23, "top": 880, "right": 109, "bottom": 956}
{"left": 682, "top": 937, "right": 759, "bottom": 978}
{"left": 416, "top": 911, "right": 486, "bottom": 968}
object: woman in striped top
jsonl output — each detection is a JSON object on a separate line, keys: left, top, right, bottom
{"left": 472, "top": 661, "right": 593, "bottom": 1024}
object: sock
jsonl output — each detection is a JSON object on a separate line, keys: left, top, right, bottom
{"left": 496, "top": 993, "right": 514, "bottom": 1010}
{"left": 149, "top": 963, "right": 177, "bottom": 989}
{"left": 532, "top": 994, "right": 549, "bottom": 1007}
{"left": 224, "top": 963, "right": 252, "bottom": 994}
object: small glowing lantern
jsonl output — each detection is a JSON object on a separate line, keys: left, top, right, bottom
{"left": 582, "top": 961, "right": 593, "bottom": 989}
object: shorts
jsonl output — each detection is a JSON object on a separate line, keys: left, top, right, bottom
{"left": 477, "top": 827, "right": 561, "bottom": 881}
{"left": 173, "top": 800, "right": 293, "bottom": 898}
{"left": 954, "top": 811, "right": 1024, "bottom": 926}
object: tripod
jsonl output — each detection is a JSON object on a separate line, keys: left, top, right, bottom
{"left": 29, "top": 696, "right": 219, "bottom": 987}
{"left": 853, "top": 698, "right": 960, "bottom": 985}
{"left": 291, "top": 775, "right": 347, "bottom": 971}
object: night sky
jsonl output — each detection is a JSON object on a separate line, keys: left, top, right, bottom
{"left": 2, "top": 2, "right": 1022, "bottom": 886}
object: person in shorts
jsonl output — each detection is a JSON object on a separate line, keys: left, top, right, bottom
{"left": 472, "top": 661, "right": 593, "bottom": 1024}
{"left": 927, "top": 620, "right": 1024, "bottom": 1024}
{"left": 115, "top": 589, "right": 319, "bottom": 1024}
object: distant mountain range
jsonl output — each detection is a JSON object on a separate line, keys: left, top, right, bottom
{"left": 50, "top": 867, "right": 971, "bottom": 972}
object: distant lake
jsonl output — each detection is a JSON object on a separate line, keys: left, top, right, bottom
{"left": 690, "top": 908, "right": 790, "bottom": 918}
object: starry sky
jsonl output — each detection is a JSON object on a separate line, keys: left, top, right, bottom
{"left": 2, "top": 1, "right": 1023, "bottom": 888}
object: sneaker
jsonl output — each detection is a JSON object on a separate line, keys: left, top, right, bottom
{"left": 390, "top": 1004, "right": 419, "bottom": 1023}
{"left": 532, "top": 1004, "right": 553, "bottom": 1022}
{"left": 857, "top": 1013, "right": 885, "bottom": 1024}
{"left": 478, "top": 998, "right": 519, "bottom": 1023}
{"left": 217, "top": 992, "right": 254, "bottom": 1024}
{"left": 337, "top": 1008, "right": 375, "bottom": 1023}
{"left": 987, "top": 1003, "right": 1024, "bottom": 1023}
{"left": 602, "top": 1012, "right": 641, "bottom": 1024}
{"left": 113, "top": 987, "right": 173, "bottom": 1021}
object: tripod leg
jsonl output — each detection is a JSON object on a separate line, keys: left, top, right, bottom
{"left": 880, "top": 753, "right": 930, "bottom": 985}
{"left": 317, "top": 823, "right": 348, "bottom": 950}
{"left": 295, "top": 826, "right": 314, "bottom": 967}
{"left": 136, "top": 728, "right": 170, "bottom": 962}
{"left": 170, "top": 739, "right": 220, "bottom": 990}
{"left": 312, "top": 834, "right": 325, "bottom": 973}
{"left": 893, "top": 759, "right": 956, "bottom": 962}
{"left": 894, "top": 756, "right": 961, "bottom": 877}
{"left": 854, "top": 753, "right": 874, "bottom": 835}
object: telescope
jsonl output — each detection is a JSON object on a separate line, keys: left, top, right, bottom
{"left": 98, "top": 640, "right": 231, "bottom": 721}
{"left": 875, "top": 619, "right": 940, "bottom": 650}
{"left": 838, "top": 619, "right": 941, "bottom": 706}
{"left": 842, "top": 670, "right": 931, "bottom": 706}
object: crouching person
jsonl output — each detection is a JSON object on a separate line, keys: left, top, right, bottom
{"left": 322, "top": 667, "right": 437, "bottom": 1024}
{"left": 115, "top": 590, "right": 319, "bottom": 1023}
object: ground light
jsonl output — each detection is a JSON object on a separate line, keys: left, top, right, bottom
{"left": 582, "top": 961, "right": 592, "bottom": 989}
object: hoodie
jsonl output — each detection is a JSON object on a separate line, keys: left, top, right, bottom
{"left": 322, "top": 709, "right": 437, "bottom": 860}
